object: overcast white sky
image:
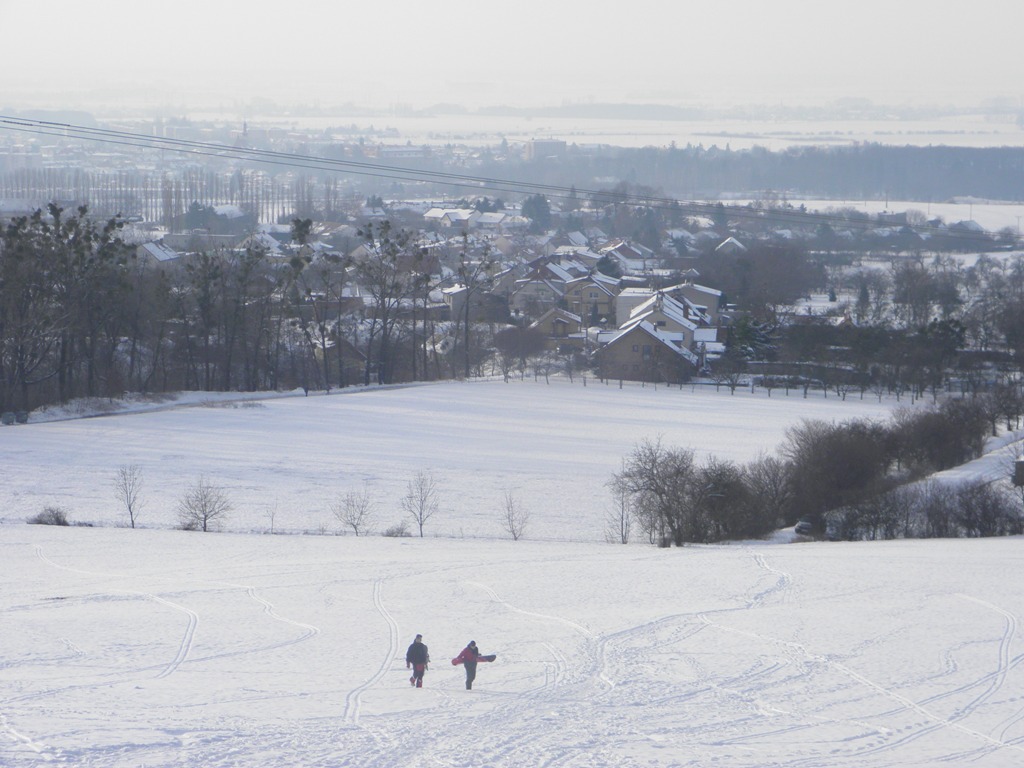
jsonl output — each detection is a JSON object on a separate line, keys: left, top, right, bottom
{"left": 2, "top": 0, "right": 1021, "bottom": 112}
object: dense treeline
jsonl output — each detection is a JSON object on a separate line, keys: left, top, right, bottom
{"left": 613, "top": 393, "right": 1023, "bottom": 545}
{"left": 0, "top": 208, "right": 458, "bottom": 412}
{"left": 490, "top": 143, "right": 1024, "bottom": 202}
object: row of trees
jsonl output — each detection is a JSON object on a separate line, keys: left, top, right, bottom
{"left": 0, "top": 208, "right": 500, "bottom": 412}
{"left": 109, "top": 464, "right": 530, "bottom": 540}
{"left": 611, "top": 393, "right": 1021, "bottom": 545}
{"left": 0, "top": 167, "right": 357, "bottom": 232}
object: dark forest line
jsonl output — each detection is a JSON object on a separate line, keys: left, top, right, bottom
{"left": 490, "top": 143, "right": 1024, "bottom": 202}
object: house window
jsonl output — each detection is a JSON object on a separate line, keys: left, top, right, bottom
{"left": 632, "top": 344, "right": 639, "bottom": 352}
{"left": 642, "top": 344, "right": 652, "bottom": 359}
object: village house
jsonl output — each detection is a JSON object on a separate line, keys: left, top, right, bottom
{"left": 510, "top": 275, "right": 564, "bottom": 318}
{"left": 423, "top": 207, "right": 479, "bottom": 230}
{"left": 529, "top": 307, "right": 584, "bottom": 352}
{"left": 135, "top": 241, "right": 182, "bottom": 268}
{"left": 618, "top": 292, "right": 700, "bottom": 350}
{"left": 562, "top": 272, "right": 619, "bottom": 325}
{"left": 665, "top": 277, "right": 725, "bottom": 326}
{"left": 508, "top": 256, "right": 589, "bottom": 318}
{"left": 599, "top": 239, "right": 657, "bottom": 275}
{"left": 594, "top": 321, "right": 698, "bottom": 384}
{"left": 442, "top": 282, "right": 508, "bottom": 323}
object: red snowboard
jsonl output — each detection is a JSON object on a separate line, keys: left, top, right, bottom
{"left": 452, "top": 653, "right": 497, "bottom": 664}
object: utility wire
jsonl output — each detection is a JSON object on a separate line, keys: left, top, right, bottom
{"left": 0, "top": 115, "right": 986, "bottom": 237}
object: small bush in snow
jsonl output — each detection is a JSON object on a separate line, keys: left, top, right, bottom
{"left": 28, "top": 506, "right": 71, "bottom": 526}
{"left": 382, "top": 521, "right": 412, "bottom": 538}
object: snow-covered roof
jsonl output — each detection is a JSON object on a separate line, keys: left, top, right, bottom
{"left": 137, "top": 241, "right": 180, "bottom": 262}
{"left": 213, "top": 204, "right": 246, "bottom": 219}
{"left": 622, "top": 293, "right": 698, "bottom": 333}
{"left": 475, "top": 212, "right": 506, "bottom": 225}
{"left": 715, "top": 236, "right": 747, "bottom": 253}
{"left": 601, "top": 321, "right": 699, "bottom": 365}
{"left": 952, "top": 220, "right": 986, "bottom": 233}
{"left": 666, "top": 280, "right": 723, "bottom": 298}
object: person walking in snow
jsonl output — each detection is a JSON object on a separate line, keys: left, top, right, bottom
{"left": 451, "top": 640, "right": 495, "bottom": 690}
{"left": 406, "top": 634, "right": 430, "bottom": 688}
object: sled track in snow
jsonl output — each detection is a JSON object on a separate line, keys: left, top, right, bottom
{"left": 34, "top": 545, "right": 197, "bottom": 679}
{"left": 909, "top": 594, "right": 1024, "bottom": 764}
{"left": 465, "top": 581, "right": 595, "bottom": 639}
{"left": 700, "top": 601, "right": 1024, "bottom": 767}
{"left": 147, "top": 593, "right": 199, "bottom": 678}
{"left": 343, "top": 579, "right": 398, "bottom": 725}
{"left": 466, "top": 579, "right": 615, "bottom": 692}
{"left": 209, "top": 581, "right": 321, "bottom": 652}
{"left": 241, "top": 584, "right": 320, "bottom": 644}
{"left": 1, "top": 712, "right": 52, "bottom": 761}
{"left": 34, "top": 544, "right": 115, "bottom": 578}
{"left": 747, "top": 550, "right": 792, "bottom": 608}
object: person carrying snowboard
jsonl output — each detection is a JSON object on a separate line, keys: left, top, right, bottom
{"left": 406, "top": 634, "right": 430, "bottom": 688}
{"left": 451, "top": 640, "right": 495, "bottom": 690}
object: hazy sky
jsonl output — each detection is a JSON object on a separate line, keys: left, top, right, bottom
{"left": 2, "top": 0, "right": 1021, "bottom": 112}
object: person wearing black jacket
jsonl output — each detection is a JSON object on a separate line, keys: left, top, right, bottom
{"left": 406, "top": 634, "right": 430, "bottom": 688}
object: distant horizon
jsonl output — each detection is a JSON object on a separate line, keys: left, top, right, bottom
{"left": 2, "top": 1, "right": 1021, "bottom": 118}
{"left": 4, "top": 94, "right": 1022, "bottom": 122}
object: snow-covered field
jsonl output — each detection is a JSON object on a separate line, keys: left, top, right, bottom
{"left": 4, "top": 379, "right": 923, "bottom": 539}
{"left": 3, "top": 379, "right": 1024, "bottom": 767}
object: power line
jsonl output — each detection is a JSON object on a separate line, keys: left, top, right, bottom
{"left": 0, "top": 115, "right": 983, "bottom": 237}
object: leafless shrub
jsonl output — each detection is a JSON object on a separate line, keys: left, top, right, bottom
{"left": 177, "top": 476, "right": 232, "bottom": 532}
{"left": 401, "top": 471, "right": 439, "bottom": 538}
{"left": 114, "top": 464, "right": 144, "bottom": 529}
{"left": 382, "top": 521, "right": 412, "bottom": 538}
{"left": 332, "top": 487, "right": 376, "bottom": 536}
{"left": 28, "top": 506, "right": 70, "bottom": 526}
{"left": 604, "top": 475, "right": 634, "bottom": 544}
{"left": 501, "top": 490, "right": 530, "bottom": 540}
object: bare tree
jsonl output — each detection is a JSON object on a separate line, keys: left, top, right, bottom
{"left": 493, "top": 326, "right": 547, "bottom": 382}
{"left": 351, "top": 221, "right": 425, "bottom": 385}
{"left": 114, "top": 464, "right": 144, "bottom": 529}
{"left": 744, "top": 453, "right": 791, "bottom": 529}
{"left": 500, "top": 490, "right": 530, "bottom": 540}
{"left": 177, "top": 475, "right": 232, "bottom": 532}
{"left": 613, "top": 438, "right": 696, "bottom": 546}
{"left": 452, "top": 237, "right": 497, "bottom": 378}
{"left": 332, "top": 487, "right": 376, "bottom": 536}
{"left": 264, "top": 499, "right": 279, "bottom": 534}
{"left": 401, "top": 471, "right": 439, "bottom": 538}
{"left": 605, "top": 474, "right": 634, "bottom": 544}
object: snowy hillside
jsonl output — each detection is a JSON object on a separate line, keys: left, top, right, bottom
{"left": 4, "top": 527, "right": 1024, "bottom": 767}
{"left": 3, "top": 379, "right": 1023, "bottom": 767}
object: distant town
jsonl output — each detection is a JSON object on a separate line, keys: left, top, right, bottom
{"left": 1, "top": 112, "right": 1023, "bottom": 421}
